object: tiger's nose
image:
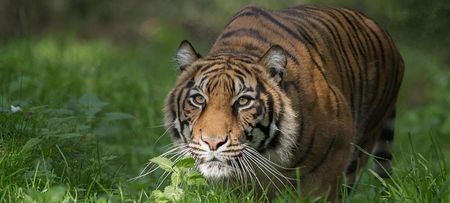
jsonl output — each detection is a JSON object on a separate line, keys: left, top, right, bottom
{"left": 201, "top": 136, "right": 228, "bottom": 151}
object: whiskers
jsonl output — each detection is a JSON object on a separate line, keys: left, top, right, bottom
{"left": 130, "top": 141, "right": 298, "bottom": 196}
{"left": 129, "top": 143, "right": 189, "bottom": 182}
{"left": 231, "top": 145, "right": 297, "bottom": 194}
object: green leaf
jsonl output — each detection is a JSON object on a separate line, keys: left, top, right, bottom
{"left": 175, "top": 157, "right": 195, "bottom": 168}
{"left": 151, "top": 190, "right": 164, "bottom": 198}
{"left": 150, "top": 157, "right": 173, "bottom": 172}
{"left": 78, "top": 93, "right": 107, "bottom": 116}
{"left": 163, "top": 185, "right": 183, "bottom": 202}
{"left": 186, "top": 170, "right": 208, "bottom": 186}
{"left": 187, "top": 177, "right": 208, "bottom": 186}
{"left": 21, "top": 138, "right": 42, "bottom": 152}
{"left": 151, "top": 190, "right": 169, "bottom": 203}
{"left": 43, "top": 186, "right": 67, "bottom": 203}
{"left": 171, "top": 172, "right": 181, "bottom": 187}
{"left": 78, "top": 93, "right": 107, "bottom": 107}
{"left": 102, "top": 112, "right": 134, "bottom": 121}
{"left": 24, "top": 188, "right": 43, "bottom": 203}
{"left": 186, "top": 170, "right": 203, "bottom": 178}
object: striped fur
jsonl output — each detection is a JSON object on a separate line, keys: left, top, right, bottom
{"left": 164, "top": 5, "right": 404, "bottom": 201}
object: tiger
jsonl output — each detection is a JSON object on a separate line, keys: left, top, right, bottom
{"left": 164, "top": 4, "right": 404, "bottom": 201}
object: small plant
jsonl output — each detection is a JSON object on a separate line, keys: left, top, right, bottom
{"left": 150, "top": 156, "right": 208, "bottom": 203}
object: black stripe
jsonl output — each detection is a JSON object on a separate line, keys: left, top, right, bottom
{"left": 219, "top": 28, "right": 269, "bottom": 44}
{"left": 256, "top": 86, "right": 275, "bottom": 151}
{"left": 180, "top": 120, "right": 190, "bottom": 138}
{"left": 186, "top": 79, "right": 195, "bottom": 88}
{"left": 198, "top": 76, "right": 208, "bottom": 87}
{"left": 201, "top": 65, "right": 226, "bottom": 76}
{"left": 253, "top": 103, "right": 264, "bottom": 119}
{"left": 225, "top": 7, "right": 305, "bottom": 66}
{"left": 287, "top": 8, "right": 348, "bottom": 91}
{"left": 274, "top": 8, "right": 341, "bottom": 120}
{"left": 345, "top": 10, "right": 378, "bottom": 127}
{"left": 275, "top": 11, "right": 325, "bottom": 69}
{"left": 267, "top": 91, "right": 274, "bottom": 123}
{"left": 265, "top": 99, "right": 284, "bottom": 149}
{"left": 267, "top": 131, "right": 281, "bottom": 149}
{"left": 244, "top": 43, "right": 264, "bottom": 55}
{"left": 319, "top": 9, "right": 356, "bottom": 108}
{"left": 255, "top": 80, "right": 265, "bottom": 98}
{"left": 207, "top": 76, "right": 219, "bottom": 94}
{"left": 232, "top": 68, "right": 247, "bottom": 79}
{"left": 231, "top": 57, "right": 256, "bottom": 64}
{"left": 248, "top": 8, "right": 320, "bottom": 68}
{"left": 346, "top": 11, "right": 380, "bottom": 130}
{"left": 379, "top": 33, "right": 399, "bottom": 123}
{"left": 327, "top": 9, "right": 362, "bottom": 109}
{"left": 250, "top": 7, "right": 303, "bottom": 47}
{"left": 213, "top": 48, "right": 262, "bottom": 59}
{"left": 245, "top": 129, "right": 253, "bottom": 141}
{"left": 167, "top": 91, "right": 177, "bottom": 124}
{"left": 256, "top": 123, "right": 271, "bottom": 151}
{"left": 354, "top": 12, "right": 386, "bottom": 129}
{"left": 175, "top": 79, "right": 195, "bottom": 143}
{"left": 225, "top": 6, "right": 261, "bottom": 27}
{"left": 197, "top": 62, "right": 223, "bottom": 74}
{"left": 171, "top": 128, "right": 180, "bottom": 139}
{"left": 281, "top": 9, "right": 343, "bottom": 117}
{"left": 229, "top": 60, "right": 255, "bottom": 75}
{"left": 324, "top": 12, "right": 355, "bottom": 108}
{"left": 167, "top": 88, "right": 180, "bottom": 140}
{"left": 203, "top": 56, "right": 227, "bottom": 62}
{"left": 337, "top": 9, "right": 369, "bottom": 124}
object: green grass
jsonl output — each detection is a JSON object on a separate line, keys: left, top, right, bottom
{"left": 0, "top": 36, "right": 449, "bottom": 202}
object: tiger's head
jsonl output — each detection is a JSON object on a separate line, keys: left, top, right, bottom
{"left": 164, "top": 40, "right": 298, "bottom": 179}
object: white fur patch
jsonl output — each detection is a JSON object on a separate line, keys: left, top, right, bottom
{"left": 266, "top": 93, "right": 299, "bottom": 165}
{"left": 198, "top": 161, "right": 234, "bottom": 179}
{"left": 176, "top": 44, "right": 198, "bottom": 68}
{"left": 266, "top": 51, "right": 286, "bottom": 74}
{"left": 195, "top": 138, "right": 235, "bottom": 179}
{"left": 261, "top": 46, "right": 287, "bottom": 83}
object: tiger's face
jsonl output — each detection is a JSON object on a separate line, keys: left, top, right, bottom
{"left": 165, "top": 41, "right": 297, "bottom": 179}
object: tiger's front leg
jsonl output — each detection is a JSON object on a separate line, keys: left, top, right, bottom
{"left": 287, "top": 86, "right": 355, "bottom": 202}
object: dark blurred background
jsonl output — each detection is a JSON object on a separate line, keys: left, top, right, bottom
{"left": 1, "top": 0, "right": 449, "bottom": 52}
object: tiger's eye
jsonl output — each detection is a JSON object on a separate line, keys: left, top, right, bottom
{"left": 238, "top": 97, "right": 250, "bottom": 106}
{"left": 194, "top": 95, "right": 205, "bottom": 104}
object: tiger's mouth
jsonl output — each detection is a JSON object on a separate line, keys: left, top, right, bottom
{"left": 198, "top": 160, "right": 234, "bottom": 179}
{"left": 189, "top": 142, "right": 244, "bottom": 179}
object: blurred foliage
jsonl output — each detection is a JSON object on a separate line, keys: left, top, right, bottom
{"left": 1, "top": 0, "right": 449, "bottom": 55}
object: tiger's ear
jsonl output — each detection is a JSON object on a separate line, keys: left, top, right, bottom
{"left": 176, "top": 40, "right": 201, "bottom": 71}
{"left": 259, "top": 45, "right": 287, "bottom": 83}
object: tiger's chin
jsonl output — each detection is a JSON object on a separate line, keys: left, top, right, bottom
{"left": 198, "top": 161, "right": 234, "bottom": 179}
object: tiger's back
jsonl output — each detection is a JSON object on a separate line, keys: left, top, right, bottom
{"left": 209, "top": 5, "right": 404, "bottom": 186}
{"left": 167, "top": 5, "right": 404, "bottom": 201}
{"left": 211, "top": 5, "right": 403, "bottom": 136}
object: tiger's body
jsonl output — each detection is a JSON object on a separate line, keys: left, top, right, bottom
{"left": 165, "top": 5, "right": 404, "bottom": 201}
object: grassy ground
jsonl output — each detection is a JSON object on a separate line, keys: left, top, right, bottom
{"left": 0, "top": 34, "right": 449, "bottom": 202}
